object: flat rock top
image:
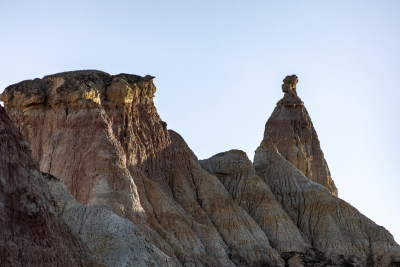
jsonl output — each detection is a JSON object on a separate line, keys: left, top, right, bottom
{"left": 0, "top": 70, "right": 157, "bottom": 107}
{"left": 44, "top": 70, "right": 155, "bottom": 83}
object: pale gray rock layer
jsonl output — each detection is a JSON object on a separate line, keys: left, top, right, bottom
{"left": 43, "top": 172, "right": 174, "bottom": 267}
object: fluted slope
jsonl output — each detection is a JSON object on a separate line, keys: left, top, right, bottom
{"left": 254, "top": 141, "right": 400, "bottom": 266}
{"left": 200, "top": 150, "right": 309, "bottom": 253}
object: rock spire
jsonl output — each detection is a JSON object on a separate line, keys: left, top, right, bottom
{"left": 264, "top": 74, "right": 338, "bottom": 195}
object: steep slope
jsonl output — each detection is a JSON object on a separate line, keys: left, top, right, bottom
{"left": 42, "top": 172, "right": 173, "bottom": 266}
{"left": 0, "top": 105, "right": 96, "bottom": 266}
{"left": 200, "top": 150, "right": 309, "bottom": 254}
{"left": 1, "top": 70, "right": 283, "bottom": 266}
{"left": 264, "top": 75, "right": 337, "bottom": 195}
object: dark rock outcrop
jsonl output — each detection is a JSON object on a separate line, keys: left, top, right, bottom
{"left": 0, "top": 105, "right": 96, "bottom": 266}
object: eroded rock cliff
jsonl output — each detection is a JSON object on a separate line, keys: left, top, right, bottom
{"left": 2, "top": 71, "right": 399, "bottom": 267}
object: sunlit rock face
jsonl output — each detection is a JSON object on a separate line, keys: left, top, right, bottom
{"left": 0, "top": 105, "right": 96, "bottom": 266}
{"left": 263, "top": 74, "right": 338, "bottom": 195}
{"left": 2, "top": 71, "right": 400, "bottom": 266}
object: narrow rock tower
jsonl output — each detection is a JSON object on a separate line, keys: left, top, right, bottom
{"left": 263, "top": 75, "right": 338, "bottom": 195}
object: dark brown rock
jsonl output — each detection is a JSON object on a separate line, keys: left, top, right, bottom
{"left": 0, "top": 105, "right": 97, "bottom": 266}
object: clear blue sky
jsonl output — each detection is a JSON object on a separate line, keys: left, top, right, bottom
{"left": 1, "top": 1, "right": 399, "bottom": 242}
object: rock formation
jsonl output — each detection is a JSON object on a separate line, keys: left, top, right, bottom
{"left": 0, "top": 105, "right": 96, "bottom": 266}
{"left": 1, "top": 71, "right": 400, "bottom": 266}
{"left": 265, "top": 74, "right": 338, "bottom": 195}
{"left": 253, "top": 75, "right": 400, "bottom": 266}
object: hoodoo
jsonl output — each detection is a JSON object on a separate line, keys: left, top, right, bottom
{"left": 263, "top": 74, "right": 338, "bottom": 195}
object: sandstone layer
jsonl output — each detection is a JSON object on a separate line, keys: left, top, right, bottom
{"left": 0, "top": 105, "right": 96, "bottom": 266}
{"left": 2, "top": 71, "right": 400, "bottom": 267}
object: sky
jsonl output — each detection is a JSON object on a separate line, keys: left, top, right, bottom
{"left": 1, "top": 1, "right": 399, "bottom": 242}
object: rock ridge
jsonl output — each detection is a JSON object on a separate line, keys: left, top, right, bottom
{"left": 0, "top": 70, "right": 156, "bottom": 107}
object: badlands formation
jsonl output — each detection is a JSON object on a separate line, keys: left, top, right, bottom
{"left": 1, "top": 71, "right": 399, "bottom": 266}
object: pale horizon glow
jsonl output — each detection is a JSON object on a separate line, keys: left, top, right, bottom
{"left": 1, "top": 1, "right": 399, "bottom": 243}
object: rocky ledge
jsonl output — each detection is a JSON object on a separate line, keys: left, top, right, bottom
{"left": 0, "top": 70, "right": 156, "bottom": 107}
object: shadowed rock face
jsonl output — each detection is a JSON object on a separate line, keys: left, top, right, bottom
{"left": 264, "top": 75, "right": 338, "bottom": 195}
{"left": 0, "top": 105, "right": 96, "bottom": 266}
{"left": 2, "top": 71, "right": 400, "bottom": 267}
